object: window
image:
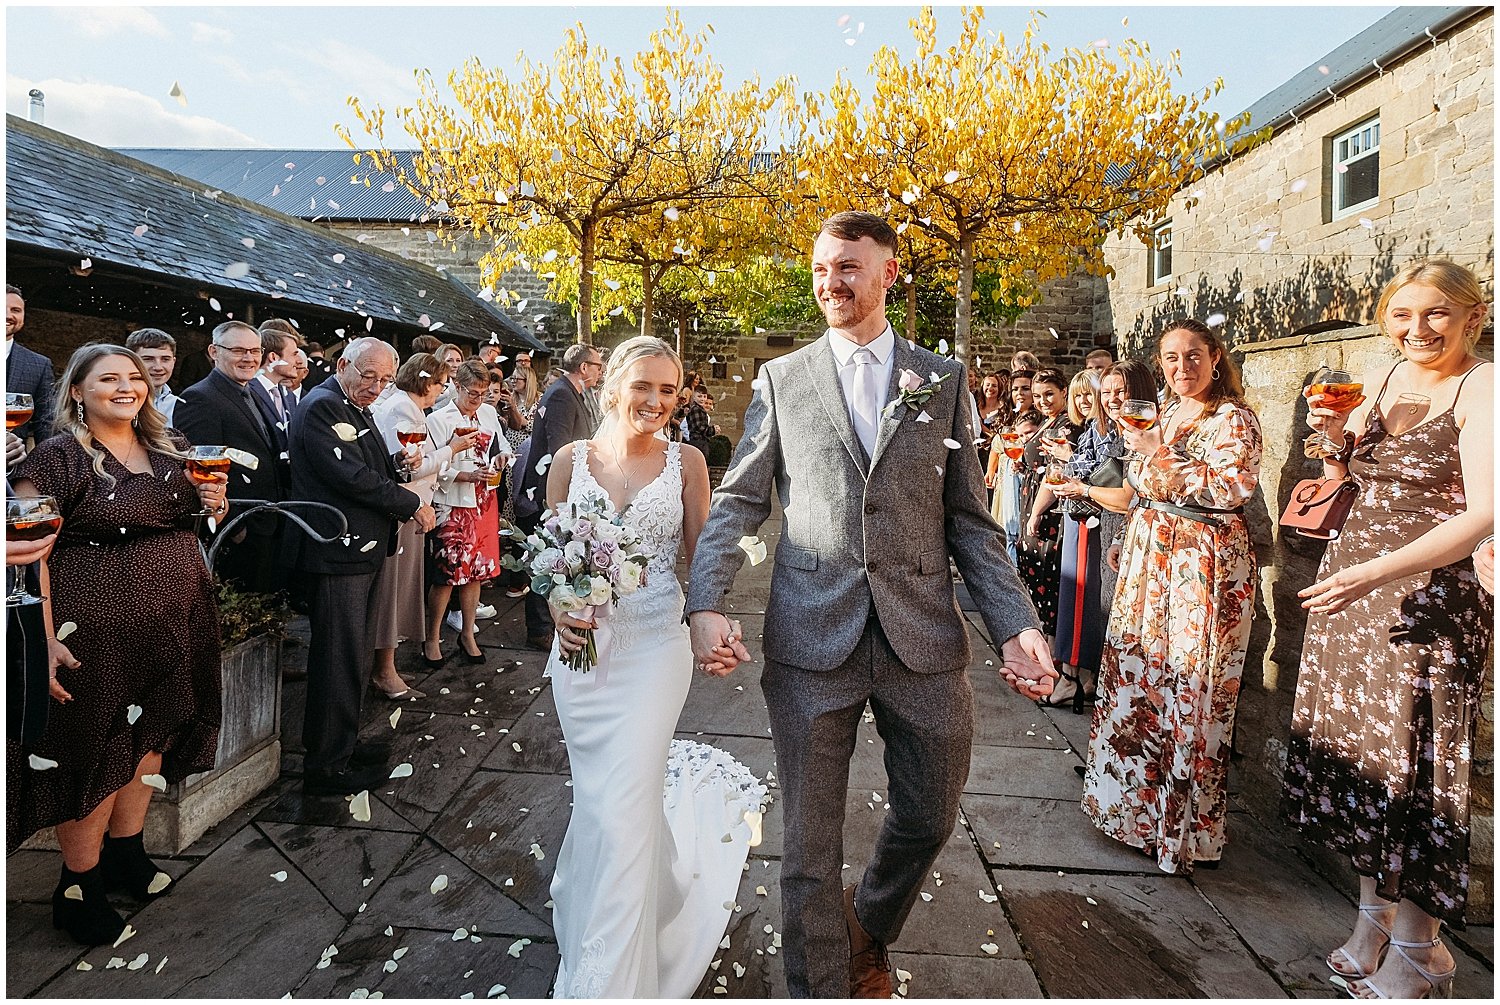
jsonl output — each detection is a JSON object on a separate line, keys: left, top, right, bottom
{"left": 1147, "top": 221, "right": 1172, "bottom": 286}
{"left": 710, "top": 360, "right": 727, "bottom": 380}
{"left": 1331, "top": 115, "right": 1380, "bottom": 217}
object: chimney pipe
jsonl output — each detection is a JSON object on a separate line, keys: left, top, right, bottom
{"left": 27, "top": 89, "right": 45, "bottom": 126}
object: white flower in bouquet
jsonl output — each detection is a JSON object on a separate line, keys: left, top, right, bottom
{"left": 586, "top": 575, "right": 612, "bottom": 607}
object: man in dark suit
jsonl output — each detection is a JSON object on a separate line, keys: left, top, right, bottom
{"left": 248, "top": 324, "right": 300, "bottom": 460}
{"left": 5, "top": 285, "right": 56, "bottom": 443}
{"left": 517, "top": 341, "right": 603, "bottom": 649}
{"left": 289, "top": 338, "right": 434, "bottom": 794}
{"left": 173, "top": 320, "right": 289, "bottom": 595}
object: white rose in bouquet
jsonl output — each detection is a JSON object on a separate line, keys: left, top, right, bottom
{"left": 617, "top": 561, "right": 644, "bottom": 593}
{"left": 586, "top": 575, "right": 613, "bottom": 607}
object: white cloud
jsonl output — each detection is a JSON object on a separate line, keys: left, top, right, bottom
{"left": 6, "top": 76, "right": 261, "bottom": 148}
{"left": 283, "top": 38, "right": 420, "bottom": 110}
{"left": 191, "top": 21, "right": 234, "bottom": 46}
{"left": 67, "top": 6, "right": 169, "bottom": 39}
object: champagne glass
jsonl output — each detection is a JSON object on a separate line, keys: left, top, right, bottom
{"left": 1304, "top": 367, "right": 1365, "bottom": 454}
{"left": 6, "top": 496, "right": 61, "bottom": 605}
{"left": 6, "top": 393, "right": 34, "bottom": 432}
{"left": 1000, "top": 430, "right": 1025, "bottom": 464}
{"left": 1118, "top": 399, "right": 1159, "bottom": 460}
{"left": 1043, "top": 458, "right": 1068, "bottom": 487}
{"left": 183, "top": 445, "right": 232, "bottom": 516}
{"left": 395, "top": 420, "right": 427, "bottom": 472}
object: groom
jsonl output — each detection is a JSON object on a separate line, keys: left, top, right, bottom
{"left": 687, "top": 211, "right": 1056, "bottom": 997}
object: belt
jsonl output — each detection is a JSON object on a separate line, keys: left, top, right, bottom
{"left": 1138, "top": 497, "right": 1242, "bottom": 527}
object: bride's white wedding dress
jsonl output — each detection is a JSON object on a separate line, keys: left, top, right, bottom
{"left": 548, "top": 440, "right": 766, "bottom": 999}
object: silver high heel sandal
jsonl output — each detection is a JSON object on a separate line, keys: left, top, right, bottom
{"left": 1348, "top": 936, "right": 1456, "bottom": 1000}
{"left": 1327, "top": 902, "right": 1396, "bottom": 981}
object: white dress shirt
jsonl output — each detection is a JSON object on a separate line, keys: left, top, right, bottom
{"left": 828, "top": 325, "right": 895, "bottom": 444}
{"left": 254, "top": 372, "right": 290, "bottom": 425}
{"left": 152, "top": 385, "right": 181, "bottom": 426}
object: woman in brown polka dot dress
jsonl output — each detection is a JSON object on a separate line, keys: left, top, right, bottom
{"left": 9, "top": 344, "right": 226, "bottom": 945}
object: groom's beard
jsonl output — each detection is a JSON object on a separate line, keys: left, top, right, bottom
{"left": 818, "top": 290, "right": 882, "bottom": 330}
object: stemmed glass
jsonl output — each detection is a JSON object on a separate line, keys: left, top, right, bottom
{"left": 183, "top": 445, "right": 232, "bottom": 516}
{"left": 6, "top": 496, "right": 61, "bottom": 606}
{"left": 1043, "top": 458, "right": 1068, "bottom": 487}
{"left": 5, "top": 393, "right": 34, "bottom": 433}
{"left": 1303, "top": 367, "right": 1364, "bottom": 454}
{"left": 1118, "top": 399, "right": 1159, "bottom": 460}
{"left": 395, "top": 420, "right": 427, "bottom": 474}
{"left": 1000, "top": 430, "right": 1025, "bottom": 465}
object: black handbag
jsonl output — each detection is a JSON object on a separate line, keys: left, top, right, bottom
{"left": 1087, "top": 455, "right": 1126, "bottom": 489}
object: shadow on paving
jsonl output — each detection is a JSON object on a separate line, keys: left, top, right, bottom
{"left": 7, "top": 539, "right": 1494, "bottom": 998}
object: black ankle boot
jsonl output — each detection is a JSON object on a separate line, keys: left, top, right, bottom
{"left": 100, "top": 831, "right": 173, "bottom": 900}
{"left": 52, "top": 864, "right": 127, "bottom": 946}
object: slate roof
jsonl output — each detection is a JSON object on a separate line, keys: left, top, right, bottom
{"left": 7, "top": 116, "right": 545, "bottom": 351}
{"left": 118, "top": 147, "right": 426, "bottom": 222}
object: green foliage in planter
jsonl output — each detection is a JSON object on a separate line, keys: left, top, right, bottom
{"left": 216, "top": 579, "right": 291, "bottom": 652}
{"left": 706, "top": 434, "right": 733, "bottom": 467}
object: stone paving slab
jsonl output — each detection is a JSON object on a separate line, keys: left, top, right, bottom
{"left": 996, "top": 868, "right": 1289, "bottom": 998}
{"left": 355, "top": 834, "right": 551, "bottom": 938}
{"left": 259, "top": 821, "right": 420, "bottom": 918}
{"left": 693, "top": 858, "right": 788, "bottom": 998}
{"left": 889, "top": 952, "right": 1043, "bottom": 999}
{"left": 966, "top": 792, "right": 1156, "bottom": 873}
{"left": 964, "top": 744, "right": 1087, "bottom": 800}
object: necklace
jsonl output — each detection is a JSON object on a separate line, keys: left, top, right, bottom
{"left": 608, "top": 443, "right": 653, "bottom": 490}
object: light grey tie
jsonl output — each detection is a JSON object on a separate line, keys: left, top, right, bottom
{"left": 849, "top": 347, "right": 880, "bottom": 458}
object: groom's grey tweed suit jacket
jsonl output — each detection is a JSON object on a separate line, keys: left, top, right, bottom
{"left": 686, "top": 333, "right": 1040, "bottom": 672}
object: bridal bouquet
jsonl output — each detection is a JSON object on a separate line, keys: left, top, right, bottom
{"left": 501, "top": 494, "right": 652, "bottom": 673}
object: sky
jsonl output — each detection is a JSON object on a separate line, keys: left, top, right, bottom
{"left": 5, "top": 2, "right": 1400, "bottom": 150}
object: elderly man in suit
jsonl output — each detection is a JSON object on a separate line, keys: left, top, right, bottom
{"left": 5, "top": 285, "right": 55, "bottom": 444}
{"left": 516, "top": 341, "right": 603, "bottom": 649}
{"left": 289, "top": 337, "right": 435, "bottom": 794}
{"left": 686, "top": 212, "right": 1057, "bottom": 998}
{"left": 174, "top": 321, "right": 290, "bottom": 595}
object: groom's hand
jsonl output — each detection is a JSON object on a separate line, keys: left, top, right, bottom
{"left": 690, "top": 610, "right": 746, "bottom": 677}
{"left": 998, "top": 628, "right": 1058, "bottom": 699}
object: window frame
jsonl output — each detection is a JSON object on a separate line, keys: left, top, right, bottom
{"left": 1147, "top": 220, "right": 1173, "bottom": 288}
{"left": 1330, "top": 114, "right": 1381, "bottom": 220}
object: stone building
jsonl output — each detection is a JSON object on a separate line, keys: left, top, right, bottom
{"left": 1100, "top": 5, "right": 1492, "bottom": 353}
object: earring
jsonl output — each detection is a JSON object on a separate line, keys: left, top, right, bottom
{"left": 1212, "top": 367, "right": 1221, "bottom": 380}
{"left": 75, "top": 401, "right": 85, "bottom": 425}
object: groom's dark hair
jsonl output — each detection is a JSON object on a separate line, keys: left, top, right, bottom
{"left": 818, "top": 211, "right": 898, "bottom": 258}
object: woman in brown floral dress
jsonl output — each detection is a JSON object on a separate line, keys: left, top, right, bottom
{"left": 1286, "top": 261, "right": 1493, "bottom": 1000}
{"left": 1081, "top": 320, "right": 1262, "bottom": 875}
{"left": 9, "top": 344, "right": 227, "bottom": 945}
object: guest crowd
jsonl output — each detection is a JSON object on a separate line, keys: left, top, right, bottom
{"left": 4, "top": 256, "right": 1493, "bottom": 1000}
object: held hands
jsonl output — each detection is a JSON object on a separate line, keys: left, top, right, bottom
{"left": 1050, "top": 476, "right": 1086, "bottom": 500}
{"left": 400, "top": 443, "right": 424, "bottom": 470}
{"left": 48, "top": 638, "right": 79, "bottom": 703}
{"left": 1039, "top": 439, "right": 1074, "bottom": 462}
{"left": 1106, "top": 541, "right": 1122, "bottom": 573}
{"left": 553, "top": 606, "right": 594, "bottom": 656}
{"left": 689, "top": 611, "right": 752, "bottom": 677}
{"left": 449, "top": 429, "right": 481, "bottom": 453}
{"left": 998, "top": 628, "right": 1057, "bottom": 699}
{"left": 984, "top": 472, "right": 997, "bottom": 489}
{"left": 1304, "top": 389, "right": 1359, "bottom": 444}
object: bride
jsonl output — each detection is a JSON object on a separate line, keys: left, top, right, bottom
{"left": 542, "top": 335, "right": 764, "bottom": 998}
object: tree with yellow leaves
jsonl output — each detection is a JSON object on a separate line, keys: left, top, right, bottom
{"left": 342, "top": 10, "right": 797, "bottom": 343}
{"left": 799, "top": 6, "right": 1250, "bottom": 362}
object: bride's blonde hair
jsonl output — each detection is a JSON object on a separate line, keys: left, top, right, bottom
{"left": 598, "top": 336, "right": 683, "bottom": 418}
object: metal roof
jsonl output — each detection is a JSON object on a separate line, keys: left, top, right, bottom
{"left": 1237, "top": 5, "right": 1486, "bottom": 135}
{"left": 118, "top": 147, "right": 429, "bottom": 222}
{"left": 7, "top": 116, "right": 545, "bottom": 351}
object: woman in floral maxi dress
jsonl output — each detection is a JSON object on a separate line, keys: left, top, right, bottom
{"left": 1082, "top": 320, "right": 1262, "bottom": 874}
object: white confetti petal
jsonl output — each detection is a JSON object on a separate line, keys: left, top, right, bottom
{"left": 29, "top": 754, "right": 59, "bottom": 771}
{"left": 331, "top": 423, "right": 359, "bottom": 442}
{"left": 943, "top": 169, "right": 960, "bottom": 184}
{"left": 224, "top": 262, "right": 250, "bottom": 279}
{"left": 506, "top": 938, "right": 531, "bottom": 958}
{"left": 389, "top": 707, "right": 401, "bottom": 729}
{"left": 147, "top": 871, "right": 172, "bottom": 895}
{"left": 76, "top": 961, "right": 92, "bottom": 971}
{"left": 389, "top": 762, "right": 413, "bottom": 779}
{"left": 349, "top": 789, "right": 372, "bottom": 822}
{"left": 271, "top": 870, "right": 288, "bottom": 882}
{"left": 431, "top": 874, "right": 449, "bottom": 894}
{"left": 113, "top": 924, "right": 138, "bottom": 949}
{"left": 920, "top": 891, "right": 933, "bottom": 902}
{"left": 738, "top": 536, "right": 768, "bottom": 566}
{"left": 980, "top": 942, "right": 999, "bottom": 955}
{"left": 978, "top": 890, "right": 998, "bottom": 903}
{"left": 127, "top": 953, "right": 149, "bottom": 970}
{"left": 360, "top": 540, "right": 379, "bottom": 553}
{"left": 942, "top": 438, "right": 961, "bottom": 450}
{"left": 126, "top": 704, "right": 143, "bottom": 725}
{"left": 55, "top": 621, "right": 78, "bottom": 641}
{"left": 141, "top": 774, "right": 167, "bottom": 791}
{"left": 1206, "top": 312, "right": 1227, "bottom": 328}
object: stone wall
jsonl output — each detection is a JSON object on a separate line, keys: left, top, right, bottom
{"left": 1100, "top": 10, "right": 1494, "bottom": 357}
{"left": 1235, "top": 323, "right": 1493, "bottom": 920}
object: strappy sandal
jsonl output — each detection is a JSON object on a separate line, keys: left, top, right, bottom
{"left": 1348, "top": 936, "right": 1456, "bottom": 999}
{"left": 1327, "top": 902, "right": 1397, "bottom": 981}
{"left": 1036, "top": 669, "right": 1079, "bottom": 708}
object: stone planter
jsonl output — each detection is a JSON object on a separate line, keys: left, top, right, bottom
{"left": 144, "top": 633, "right": 284, "bottom": 854}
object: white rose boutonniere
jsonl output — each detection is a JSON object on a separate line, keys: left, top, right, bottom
{"left": 885, "top": 368, "right": 951, "bottom": 417}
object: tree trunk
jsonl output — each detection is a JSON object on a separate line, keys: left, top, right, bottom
{"left": 576, "top": 218, "right": 597, "bottom": 344}
{"left": 639, "top": 262, "right": 655, "bottom": 338}
{"left": 904, "top": 277, "right": 918, "bottom": 344}
{"left": 954, "top": 236, "right": 975, "bottom": 364}
{"left": 676, "top": 306, "right": 690, "bottom": 360}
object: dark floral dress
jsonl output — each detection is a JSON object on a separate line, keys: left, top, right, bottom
{"left": 1016, "top": 416, "right": 1078, "bottom": 629}
{"left": 8, "top": 435, "right": 221, "bottom": 851}
{"left": 1284, "top": 363, "right": 1492, "bottom": 926}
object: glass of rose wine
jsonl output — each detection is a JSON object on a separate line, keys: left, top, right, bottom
{"left": 5, "top": 393, "right": 34, "bottom": 433}
{"left": 395, "top": 420, "right": 427, "bottom": 472}
{"left": 1001, "top": 430, "right": 1025, "bottom": 464}
{"left": 1118, "top": 399, "right": 1159, "bottom": 459}
{"left": 184, "top": 445, "right": 232, "bottom": 516}
{"left": 6, "top": 495, "right": 61, "bottom": 605}
{"left": 1305, "top": 368, "right": 1364, "bottom": 454}
{"left": 1043, "top": 459, "right": 1068, "bottom": 487}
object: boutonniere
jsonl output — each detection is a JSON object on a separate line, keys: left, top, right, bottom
{"left": 884, "top": 369, "right": 950, "bottom": 417}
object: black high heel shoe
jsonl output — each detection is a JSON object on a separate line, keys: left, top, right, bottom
{"left": 53, "top": 863, "right": 127, "bottom": 946}
{"left": 421, "top": 648, "right": 449, "bottom": 669}
{"left": 100, "top": 830, "right": 174, "bottom": 900}
{"left": 459, "top": 640, "right": 486, "bottom": 665}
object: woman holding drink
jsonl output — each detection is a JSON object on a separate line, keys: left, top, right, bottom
{"left": 8, "top": 344, "right": 227, "bottom": 945}
{"left": 425, "top": 361, "right": 509, "bottom": 666}
{"left": 1285, "top": 260, "right": 1492, "bottom": 999}
{"left": 1081, "top": 319, "right": 1262, "bottom": 875}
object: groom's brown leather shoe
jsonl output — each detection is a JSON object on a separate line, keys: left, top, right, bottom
{"left": 843, "top": 885, "right": 893, "bottom": 999}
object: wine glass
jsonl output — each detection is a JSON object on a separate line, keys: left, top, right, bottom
{"left": 6, "top": 496, "right": 61, "bottom": 606}
{"left": 183, "top": 445, "right": 232, "bottom": 516}
{"left": 1304, "top": 367, "right": 1365, "bottom": 454}
{"left": 1043, "top": 458, "right": 1068, "bottom": 487}
{"left": 1000, "top": 430, "right": 1025, "bottom": 467}
{"left": 1118, "top": 399, "right": 1159, "bottom": 460}
{"left": 395, "top": 420, "right": 427, "bottom": 472}
{"left": 6, "top": 393, "right": 34, "bottom": 432}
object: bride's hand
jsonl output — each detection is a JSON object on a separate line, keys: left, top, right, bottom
{"left": 552, "top": 609, "right": 595, "bottom": 655}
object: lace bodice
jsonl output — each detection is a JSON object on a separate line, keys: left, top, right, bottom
{"left": 566, "top": 440, "right": 685, "bottom": 652}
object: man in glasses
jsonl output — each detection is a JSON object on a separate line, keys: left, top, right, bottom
{"left": 175, "top": 321, "right": 291, "bottom": 594}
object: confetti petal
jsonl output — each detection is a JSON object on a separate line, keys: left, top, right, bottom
{"left": 738, "top": 536, "right": 768, "bottom": 566}
{"left": 141, "top": 774, "right": 167, "bottom": 791}
{"left": 113, "top": 924, "right": 138, "bottom": 949}
{"left": 389, "top": 762, "right": 413, "bottom": 779}
{"left": 349, "top": 789, "right": 372, "bottom": 822}
{"left": 980, "top": 942, "right": 999, "bottom": 955}
{"left": 271, "top": 870, "right": 288, "bottom": 882}
{"left": 331, "top": 423, "right": 359, "bottom": 442}
{"left": 147, "top": 871, "right": 172, "bottom": 895}
{"left": 942, "top": 438, "right": 961, "bottom": 450}
{"left": 126, "top": 704, "right": 143, "bottom": 724}
{"left": 430, "top": 874, "right": 449, "bottom": 894}
{"left": 63, "top": 884, "right": 84, "bottom": 901}
{"left": 55, "top": 621, "right": 78, "bottom": 641}
{"left": 224, "top": 262, "right": 250, "bottom": 279}
{"left": 29, "top": 754, "right": 59, "bottom": 770}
